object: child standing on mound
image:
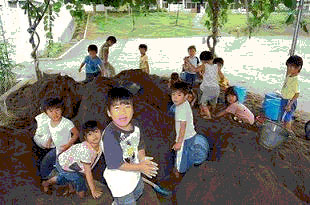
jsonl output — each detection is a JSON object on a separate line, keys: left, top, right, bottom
{"left": 99, "top": 36, "right": 117, "bottom": 77}
{"left": 216, "top": 86, "right": 255, "bottom": 125}
{"left": 198, "top": 51, "right": 224, "bottom": 119}
{"left": 40, "top": 97, "right": 79, "bottom": 181}
{"left": 280, "top": 55, "right": 303, "bottom": 131}
{"left": 103, "top": 87, "right": 158, "bottom": 204}
{"left": 171, "top": 81, "right": 199, "bottom": 177}
{"left": 79, "top": 44, "right": 106, "bottom": 82}
{"left": 139, "top": 44, "right": 150, "bottom": 74}
{"left": 182, "top": 45, "right": 200, "bottom": 87}
{"left": 42, "top": 121, "right": 103, "bottom": 199}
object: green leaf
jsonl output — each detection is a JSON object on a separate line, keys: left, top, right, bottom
{"left": 285, "top": 13, "right": 295, "bottom": 25}
{"left": 283, "top": 0, "right": 297, "bottom": 10}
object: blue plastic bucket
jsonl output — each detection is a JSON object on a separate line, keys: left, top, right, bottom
{"left": 190, "top": 134, "right": 209, "bottom": 165}
{"left": 263, "top": 93, "right": 282, "bottom": 121}
{"left": 234, "top": 86, "right": 247, "bottom": 103}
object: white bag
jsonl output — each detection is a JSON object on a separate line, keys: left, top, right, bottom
{"left": 33, "top": 113, "right": 55, "bottom": 149}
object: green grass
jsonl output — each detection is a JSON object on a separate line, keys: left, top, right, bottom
{"left": 90, "top": 11, "right": 206, "bottom": 39}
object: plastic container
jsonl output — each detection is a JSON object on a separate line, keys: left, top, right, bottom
{"left": 234, "top": 86, "right": 247, "bottom": 103}
{"left": 259, "top": 120, "right": 292, "bottom": 149}
{"left": 190, "top": 134, "right": 209, "bottom": 165}
{"left": 263, "top": 93, "right": 282, "bottom": 121}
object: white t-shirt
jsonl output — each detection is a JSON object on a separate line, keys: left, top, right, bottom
{"left": 200, "top": 64, "right": 219, "bottom": 89}
{"left": 187, "top": 56, "right": 199, "bottom": 74}
{"left": 33, "top": 112, "right": 55, "bottom": 149}
{"left": 175, "top": 100, "right": 197, "bottom": 141}
{"left": 58, "top": 141, "right": 103, "bottom": 173}
{"left": 48, "top": 117, "right": 74, "bottom": 155}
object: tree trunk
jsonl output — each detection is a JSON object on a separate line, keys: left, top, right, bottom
{"left": 47, "top": 4, "right": 53, "bottom": 57}
{"left": 93, "top": 4, "right": 96, "bottom": 13}
{"left": 206, "top": 0, "right": 219, "bottom": 56}
{"left": 104, "top": 5, "right": 108, "bottom": 21}
{"left": 176, "top": 4, "right": 180, "bottom": 25}
{"left": 131, "top": 7, "right": 135, "bottom": 31}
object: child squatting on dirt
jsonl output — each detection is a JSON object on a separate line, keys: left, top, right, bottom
{"left": 102, "top": 87, "right": 158, "bottom": 205}
{"left": 42, "top": 120, "right": 104, "bottom": 199}
{"left": 216, "top": 86, "right": 255, "bottom": 125}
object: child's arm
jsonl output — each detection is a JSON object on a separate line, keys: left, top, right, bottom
{"left": 119, "top": 159, "right": 158, "bottom": 178}
{"left": 191, "top": 94, "right": 197, "bottom": 107}
{"left": 218, "top": 67, "right": 225, "bottom": 80}
{"left": 82, "top": 162, "right": 103, "bottom": 199}
{"left": 216, "top": 109, "right": 228, "bottom": 118}
{"left": 60, "top": 127, "right": 79, "bottom": 153}
{"left": 138, "top": 149, "right": 146, "bottom": 161}
{"left": 285, "top": 93, "right": 299, "bottom": 111}
{"left": 103, "top": 49, "right": 109, "bottom": 65}
{"left": 45, "top": 137, "right": 53, "bottom": 149}
{"left": 79, "top": 62, "right": 85, "bottom": 72}
{"left": 145, "top": 61, "right": 150, "bottom": 74}
{"left": 172, "top": 121, "right": 186, "bottom": 151}
{"left": 198, "top": 64, "right": 205, "bottom": 77}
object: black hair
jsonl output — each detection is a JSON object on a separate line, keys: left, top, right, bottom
{"left": 213, "top": 57, "right": 224, "bottom": 65}
{"left": 170, "top": 72, "right": 179, "bottom": 81}
{"left": 188, "top": 45, "right": 196, "bottom": 51}
{"left": 286, "top": 55, "right": 303, "bottom": 71}
{"left": 171, "top": 81, "right": 190, "bottom": 95}
{"left": 107, "top": 36, "right": 117, "bottom": 44}
{"left": 107, "top": 87, "right": 133, "bottom": 111}
{"left": 88, "top": 44, "right": 98, "bottom": 53}
{"left": 139, "top": 44, "right": 148, "bottom": 50}
{"left": 200, "top": 51, "right": 213, "bottom": 61}
{"left": 225, "top": 86, "right": 239, "bottom": 105}
{"left": 81, "top": 120, "right": 99, "bottom": 139}
{"left": 42, "top": 96, "right": 64, "bottom": 113}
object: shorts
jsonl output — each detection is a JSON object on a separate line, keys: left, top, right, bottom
{"left": 85, "top": 71, "right": 100, "bottom": 82}
{"left": 200, "top": 87, "right": 219, "bottom": 107}
{"left": 280, "top": 99, "right": 297, "bottom": 122}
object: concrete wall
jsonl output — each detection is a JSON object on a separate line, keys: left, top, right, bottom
{"left": 0, "top": 0, "right": 74, "bottom": 63}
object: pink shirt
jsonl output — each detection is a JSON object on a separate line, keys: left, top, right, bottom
{"left": 226, "top": 102, "right": 255, "bottom": 125}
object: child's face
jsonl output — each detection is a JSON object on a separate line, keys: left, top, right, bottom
{"left": 107, "top": 40, "right": 115, "bottom": 47}
{"left": 172, "top": 90, "right": 187, "bottom": 106}
{"left": 227, "top": 94, "right": 237, "bottom": 104}
{"left": 89, "top": 50, "right": 97, "bottom": 58}
{"left": 217, "top": 63, "right": 223, "bottom": 70}
{"left": 287, "top": 64, "right": 300, "bottom": 76}
{"left": 108, "top": 101, "right": 134, "bottom": 129}
{"left": 46, "top": 107, "right": 62, "bottom": 122}
{"left": 188, "top": 48, "right": 196, "bottom": 57}
{"left": 187, "top": 93, "right": 194, "bottom": 102}
{"left": 139, "top": 48, "right": 146, "bottom": 55}
{"left": 85, "top": 128, "right": 101, "bottom": 145}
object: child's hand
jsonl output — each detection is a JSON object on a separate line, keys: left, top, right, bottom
{"left": 139, "top": 160, "right": 158, "bottom": 178}
{"left": 91, "top": 189, "right": 103, "bottom": 199}
{"left": 172, "top": 142, "right": 182, "bottom": 151}
{"left": 285, "top": 104, "right": 292, "bottom": 112}
{"left": 60, "top": 143, "right": 71, "bottom": 153}
{"left": 45, "top": 137, "right": 53, "bottom": 149}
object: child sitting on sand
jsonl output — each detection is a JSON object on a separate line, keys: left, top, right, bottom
{"left": 139, "top": 44, "right": 150, "bottom": 74}
{"left": 42, "top": 121, "right": 103, "bottom": 199}
{"left": 280, "top": 55, "right": 303, "bottom": 131}
{"left": 171, "top": 81, "right": 201, "bottom": 177}
{"left": 39, "top": 97, "right": 79, "bottom": 181}
{"left": 103, "top": 87, "right": 158, "bottom": 204}
{"left": 187, "top": 89, "right": 197, "bottom": 108}
{"left": 168, "top": 72, "right": 181, "bottom": 88}
{"left": 198, "top": 51, "right": 224, "bottom": 119}
{"left": 213, "top": 57, "right": 229, "bottom": 91}
{"left": 216, "top": 86, "right": 255, "bottom": 125}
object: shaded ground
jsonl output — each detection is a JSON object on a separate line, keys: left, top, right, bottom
{"left": 1, "top": 70, "right": 310, "bottom": 204}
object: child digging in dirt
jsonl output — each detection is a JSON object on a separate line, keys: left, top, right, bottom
{"left": 215, "top": 86, "right": 255, "bottom": 125}
{"left": 39, "top": 97, "right": 79, "bottom": 182}
{"left": 42, "top": 121, "right": 103, "bottom": 199}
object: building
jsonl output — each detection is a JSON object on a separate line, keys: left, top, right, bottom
{"left": 161, "top": 0, "right": 206, "bottom": 13}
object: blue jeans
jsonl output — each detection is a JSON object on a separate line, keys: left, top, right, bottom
{"left": 55, "top": 160, "right": 87, "bottom": 192}
{"left": 184, "top": 72, "right": 196, "bottom": 87}
{"left": 113, "top": 177, "right": 144, "bottom": 205}
{"left": 40, "top": 148, "right": 56, "bottom": 180}
{"left": 85, "top": 71, "right": 100, "bottom": 82}
{"left": 280, "top": 99, "right": 297, "bottom": 122}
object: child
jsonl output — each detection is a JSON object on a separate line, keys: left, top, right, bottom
{"left": 213, "top": 57, "right": 230, "bottom": 91}
{"left": 42, "top": 121, "right": 103, "bottom": 199}
{"left": 40, "top": 97, "right": 79, "bottom": 181}
{"left": 103, "top": 87, "right": 158, "bottom": 204}
{"left": 182, "top": 45, "right": 200, "bottom": 87}
{"left": 215, "top": 86, "right": 255, "bottom": 125}
{"left": 99, "top": 36, "right": 117, "bottom": 77}
{"left": 171, "top": 81, "right": 200, "bottom": 177}
{"left": 280, "top": 55, "right": 303, "bottom": 131}
{"left": 79, "top": 44, "right": 106, "bottom": 82}
{"left": 168, "top": 72, "right": 181, "bottom": 88}
{"left": 198, "top": 51, "right": 224, "bottom": 119}
{"left": 139, "top": 44, "right": 150, "bottom": 74}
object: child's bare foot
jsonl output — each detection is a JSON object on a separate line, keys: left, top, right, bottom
{"left": 63, "top": 185, "right": 75, "bottom": 196}
{"left": 77, "top": 191, "right": 85, "bottom": 199}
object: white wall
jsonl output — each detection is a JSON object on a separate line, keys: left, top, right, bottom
{"left": 0, "top": 0, "right": 74, "bottom": 63}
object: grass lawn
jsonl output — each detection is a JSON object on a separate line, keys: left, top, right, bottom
{"left": 89, "top": 11, "right": 207, "bottom": 39}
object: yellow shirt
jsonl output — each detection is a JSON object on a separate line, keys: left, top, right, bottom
{"left": 139, "top": 55, "right": 149, "bottom": 73}
{"left": 281, "top": 75, "right": 300, "bottom": 99}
